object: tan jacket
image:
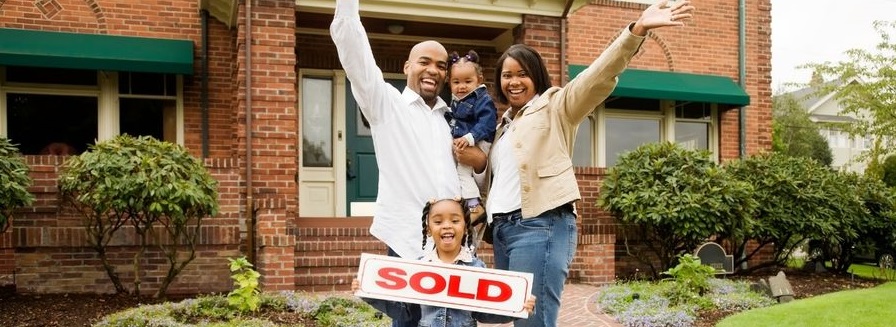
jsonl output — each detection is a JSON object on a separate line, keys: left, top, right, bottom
{"left": 486, "top": 26, "right": 644, "bottom": 218}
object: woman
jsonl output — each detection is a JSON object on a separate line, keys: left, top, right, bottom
{"left": 482, "top": 1, "right": 695, "bottom": 326}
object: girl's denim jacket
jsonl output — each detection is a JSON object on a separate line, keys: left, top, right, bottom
{"left": 447, "top": 85, "right": 497, "bottom": 144}
{"left": 362, "top": 247, "right": 516, "bottom": 327}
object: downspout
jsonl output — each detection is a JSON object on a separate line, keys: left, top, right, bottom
{"left": 738, "top": 0, "right": 746, "bottom": 158}
{"left": 561, "top": 0, "right": 574, "bottom": 85}
{"left": 737, "top": 0, "right": 748, "bottom": 271}
{"left": 244, "top": 0, "right": 256, "bottom": 265}
{"left": 201, "top": 9, "right": 210, "bottom": 158}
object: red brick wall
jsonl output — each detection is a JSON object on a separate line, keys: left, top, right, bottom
{"left": 566, "top": 0, "right": 772, "bottom": 278}
{"left": 232, "top": 0, "right": 298, "bottom": 291}
{"left": 0, "top": 156, "right": 242, "bottom": 294}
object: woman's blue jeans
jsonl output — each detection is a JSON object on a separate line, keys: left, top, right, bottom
{"left": 492, "top": 205, "right": 577, "bottom": 327}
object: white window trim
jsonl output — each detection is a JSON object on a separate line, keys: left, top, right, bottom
{"left": 0, "top": 68, "right": 184, "bottom": 146}
{"left": 591, "top": 101, "right": 719, "bottom": 167}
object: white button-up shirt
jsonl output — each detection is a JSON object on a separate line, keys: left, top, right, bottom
{"left": 331, "top": 0, "right": 460, "bottom": 259}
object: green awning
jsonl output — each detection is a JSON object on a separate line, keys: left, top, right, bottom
{"left": 0, "top": 28, "right": 194, "bottom": 75}
{"left": 569, "top": 66, "right": 749, "bottom": 106}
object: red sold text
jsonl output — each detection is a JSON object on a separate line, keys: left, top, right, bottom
{"left": 375, "top": 267, "right": 512, "bottom": 302}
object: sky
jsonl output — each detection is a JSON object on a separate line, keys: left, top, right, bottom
{"left": 770, "top": 0, "right": 896, "bottom": 94}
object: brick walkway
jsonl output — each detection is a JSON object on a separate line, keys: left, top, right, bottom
{"left": 480, "top": 283, "right": 622, "bottom": 327}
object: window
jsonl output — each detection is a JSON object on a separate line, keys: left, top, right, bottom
{"left": 823, "top": 129, "right": 850, "bottom": 149}
{"left": 301, "top": 77, "right": 333, "bottom": 168}
{"left": 0, "top": 67, "right": 183, "bottom": 155}
{"left": 675, "top": 102, "right": 711, "bottom": 151}
{"left": 571, "top": 98, "right": 718, "bottom": 167}
{"left": 605, "top": 117, "right": 662, "bottom": 166}
{"left": 572, "top": 117, "right": 593, "bottom": 167}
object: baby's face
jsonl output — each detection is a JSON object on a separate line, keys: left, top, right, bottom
{"left": 427, "top": 200, "right": 467, "bottom": 257}
{"left": 449, "top": 62, "right": 481, "bottom": 99}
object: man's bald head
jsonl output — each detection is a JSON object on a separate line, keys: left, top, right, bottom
{"left": 404, "top": 40, "right": 449, "bottom": 108}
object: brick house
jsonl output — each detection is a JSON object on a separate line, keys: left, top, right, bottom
{"left": 0, "top": 0, "right": 771, "bottom": 295}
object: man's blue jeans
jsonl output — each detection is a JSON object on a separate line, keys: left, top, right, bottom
{"left": 492, "top": 205, "right": 577, "bottom": 327}
{"left": 386, "top": 247, "right": 421, "bottom": 327}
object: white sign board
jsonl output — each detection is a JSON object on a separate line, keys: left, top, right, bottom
{"left": 355, "top": 253, "right": 534, "bottom": 318}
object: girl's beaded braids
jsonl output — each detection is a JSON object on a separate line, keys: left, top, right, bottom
{"left": 447, "top": 50, "right": 483, "bottom": 77}
{"left": 421, "top": 198, "right": 475, "bottom": 251}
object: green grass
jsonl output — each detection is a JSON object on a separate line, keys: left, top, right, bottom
{"left": 716, "top": 282, "right": 896, "bottom": 327}
{"left": 848, "top": 263, "right": 896, "bottom": 281}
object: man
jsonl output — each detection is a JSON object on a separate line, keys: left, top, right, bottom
{"left": 330, "top": 1, "right": 485, "bottom": 325}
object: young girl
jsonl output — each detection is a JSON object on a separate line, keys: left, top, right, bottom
{"left": 445, "top": 51, "right": 497, "bottom": 224}
{"left": 354, "top": 198, "right": 534, "bottom": 326}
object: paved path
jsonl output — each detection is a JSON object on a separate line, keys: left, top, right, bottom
{"left": 480, "top": 283, "right": 622, "bottom": 327}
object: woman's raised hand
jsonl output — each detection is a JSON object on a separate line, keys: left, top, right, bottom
{"left": 631, "top": 0, "right": 695, "bottom": 36}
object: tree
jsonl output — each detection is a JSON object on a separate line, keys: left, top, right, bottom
{"left": 802, "top": 20, "right": 896, "bottom": 177}
{"left": 772, "top": 94, "right": 833, "bottom": 167}
{"left": 59, "top": 135, "right": 219, "bottom": 297}
{"left": 599, "top": 142, "right": 757, "bottom": 277}
{"left": 880, "top": 155, "right": 896, "bottom": 187}
{"left": 0, "top": 137, "right": 34, "bottom": 232}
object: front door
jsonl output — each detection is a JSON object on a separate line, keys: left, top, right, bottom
{"left": 345, "top": 78, "right": 406, "bottom": 216}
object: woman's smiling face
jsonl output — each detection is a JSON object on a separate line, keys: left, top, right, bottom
{"left": 500, "top": 57, "right": 536, "bottom": 111}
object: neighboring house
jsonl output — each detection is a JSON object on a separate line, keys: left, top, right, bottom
{"left": 783, "top": 78, "right": 870, "bottom": 173}
{"left": 0, "top": 0, "right": 771, "bottom": 294}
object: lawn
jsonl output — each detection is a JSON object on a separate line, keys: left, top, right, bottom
{"left": 716, "top": 282, "right": 896, "bottom": 327}
{"left": 848, "top": 263, "right": 896, "bottom": 281}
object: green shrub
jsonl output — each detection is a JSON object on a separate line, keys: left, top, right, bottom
{"left": 599, "top": 142, "right": 756, "bottom": 276}
{"left": 227, "top": 257, "right": 261, "bottom": 313}
{"left": 59, "top": 135, "right": 219, "bottom": 297}
{"left": 0, "top": 137, "right": 34, "bottom": 232}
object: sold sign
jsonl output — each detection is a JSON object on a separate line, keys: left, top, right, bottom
{"left": 356, "top": 253, "right": 534, "bottom": 318}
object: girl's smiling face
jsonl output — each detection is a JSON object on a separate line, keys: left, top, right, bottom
{"left": 426, "top": 200, "right": 467, "bottom": 262}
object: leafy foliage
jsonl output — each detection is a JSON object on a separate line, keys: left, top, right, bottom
{"left": 663, "top": 254, "right": 716, "bottom": 296}
{"left": 800, "top": 20, "right": 896, "bottom": 177}
{"left": 227, "top": 257, "right": 262, "bottom": 313}
{"left": 0, "top": 137, "right": 34, "bottom": 232}
{"left": 880, "top": 155, "right": 896, "bottom": 188}
{"left": 59, "top": 135, "right": 219, "bottom": 297}
{"left": 599, "top": 142, "right": 757, "bottom": 276}
{"left": 813, "top": 173, "right": 896, "bottom": 272}
{"left": 771, "top": 94, "right": 833, "bottom": 167}
{"left": 723, "top": 153, "right": 844, "bottom": 272}
{"left": 93, "top": 292, "right": 389, "bottom": 327}
{"left": 598, "top": 278, "right": 774, "bottom": 327}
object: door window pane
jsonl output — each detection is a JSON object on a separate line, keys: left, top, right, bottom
{"left": 301, "top": 77, "right": 333, "bottom": 167}
{"left": 572, "top": 118, "right": 592, "bottom": 167}
{"left": 675, "top": 121, "right": 709, "bottom": 150}
{"left": 7, "top": 93, "right": 97, "bottom": 155}
{"left": 606, "top": 117, "right": 660, "bottom": 166}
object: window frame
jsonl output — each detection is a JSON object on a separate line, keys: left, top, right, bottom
{"left": 576, "top": 99, "right": 719, "bottom": 167}
{"left": 0, "top": 67, "right": 184, "bottom": 148}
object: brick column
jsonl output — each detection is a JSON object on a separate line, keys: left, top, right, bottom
{"left": 235, "top": 0, "right": 298, "bottom": 291}
{"left": 519, "top": 15, "right": 563, "bottom": 87}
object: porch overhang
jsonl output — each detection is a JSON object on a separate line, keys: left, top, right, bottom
{"left": 295, "top": 0, "right": 589, "bottom": 28}
{"left": 569, "top": 66, "right": 751, "bottom": 107}
{"left": 0, "top": 28, "right": 194, "bottom": 75}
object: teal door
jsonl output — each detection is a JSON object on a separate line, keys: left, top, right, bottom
{"left": 345, "top": 78, "right": 406, "bottom": 215}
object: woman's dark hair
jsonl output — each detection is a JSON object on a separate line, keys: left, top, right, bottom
{"left": 421, "top": 198, "right": 474, "bottom": 251}
{"left": 493, "top": 44, "right": 552, "bottom": 106}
